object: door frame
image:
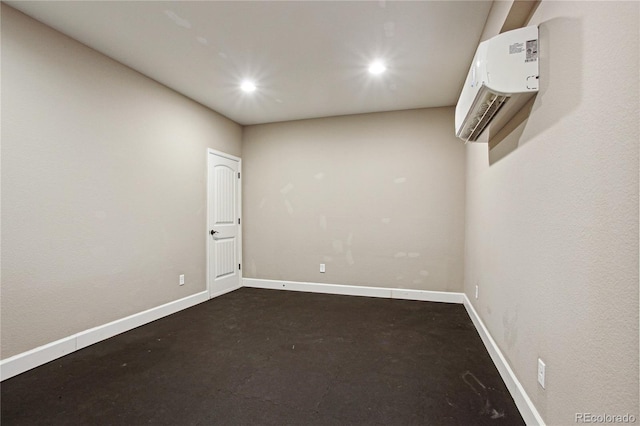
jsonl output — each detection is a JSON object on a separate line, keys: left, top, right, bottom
{"left": 206, "top": 148, "right": 242, "bottom": 299}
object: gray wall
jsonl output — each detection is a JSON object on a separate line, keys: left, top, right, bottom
{"left": 465, "top": 1, "right": 639, "bottom": 423}
{"left": 3, "top": 4, "right": 638, "bottom": 423}
{"left": 1, "top": 5, "right": 242, "bottom": 358}
{"left": 242, "top": 108, "right": 465, "bottom": 291}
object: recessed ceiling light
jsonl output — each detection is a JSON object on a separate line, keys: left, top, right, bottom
{"left": 368, "top": 61, "right": 387, "bottom": 75}
{"left": 240, "top": 81, "right": 256, "bottom": 93}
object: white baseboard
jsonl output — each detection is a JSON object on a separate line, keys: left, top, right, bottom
{"left": 0, "top": 278, "right": 543, "bottom": 426}
{"left": 243, "top": 278, "right": 391, "bottom": 298}
{"left": 209, "top": 283, "right": 243, "bottom": 300}
{"left": 242, "top": 278, "right": 464, "bottom": 304}
{"left": 463, "top": 295, "right": 545, "bottom": 426}
{"left": 243, "top": 278, "right": 540, "bottom": 424}
{"left": 390, "top": 288, "right": 464, "bottom": 304}
{"left": 0, "top": 290, "right": 210, "bottom": 381}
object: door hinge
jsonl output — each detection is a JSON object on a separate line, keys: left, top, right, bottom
{"left": 239, "top": 263, "right": 241, "bottom": 270}
{"left": 238, "top": 218, "right": 241, "bottom": 225}
{"left": 238, "top": 172, "right": 241, "bottom": 179}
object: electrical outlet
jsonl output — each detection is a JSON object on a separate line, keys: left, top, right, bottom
{"left": 537, "top": 358, "right": 546, "bottom": 388}
{"left": 320, "top": 263, "right": 326, "bottom": 273}
{"left": 475, "top": 285, "right": 479, "bottom": 299}
{"left": 179, "top": 274, "right": 185, "bottom": 286}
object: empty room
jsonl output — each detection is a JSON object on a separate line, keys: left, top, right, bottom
{"left": 1, "top": 1, "right": 638, "bottom": 425}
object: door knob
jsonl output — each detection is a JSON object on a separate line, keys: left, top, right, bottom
{"left": 210, "top": 230, "right": 219, "bottom": 235}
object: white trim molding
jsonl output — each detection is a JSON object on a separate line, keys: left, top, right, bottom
{"left": 244, "top": 278, "right": 541, "bottom": 425}
{"left": 0, "top": 276, "right": 544, "bottom": 426}
{"left": 209, "top": 283, "right": 243, "bottom": 300}
{"left": 242, "top": 278, "right": 464, "bottom": 304}
{"left": 390, "top": 288, "right": 464, "bottom": 304}
{"left": 0, "top": 291, "right": 209, "bottom": 381}
{"left": 463, "top": 295, "right": 545, "bottom": 426}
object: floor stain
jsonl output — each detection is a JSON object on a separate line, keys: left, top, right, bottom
{"left": 462, "top": 371, "right": 505, "bottom": 420}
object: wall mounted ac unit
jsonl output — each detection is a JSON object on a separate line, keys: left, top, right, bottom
{"left": 455, "top": 26, "right": 539, "bottom": 142}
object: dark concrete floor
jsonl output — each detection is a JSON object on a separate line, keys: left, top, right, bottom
{"left": 1, "top": 288, "right": 524, "bottom": 425}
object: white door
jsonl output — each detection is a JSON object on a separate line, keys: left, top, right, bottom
{"left": 207, "top": 150, "right": 241, "bottom": 298}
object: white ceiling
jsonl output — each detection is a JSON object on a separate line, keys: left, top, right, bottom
{"left": 6, "top": 1, "right": 492, "bottom": 125}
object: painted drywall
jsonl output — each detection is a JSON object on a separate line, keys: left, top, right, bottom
{"left": 242, "top": 108, "right": 465, "bottom": 291}
{"left": 1, "top": 5, "right": 241, "bottom": 359}
{"left": 465, "top": 1, "right": 639, "bottom": 424}
{"left": 478, "top": 0, "right": 514, "bottom": 43}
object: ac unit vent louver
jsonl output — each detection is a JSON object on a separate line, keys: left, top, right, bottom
{"left": 459, "top": 87, "right": 509, "bottom": 141}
